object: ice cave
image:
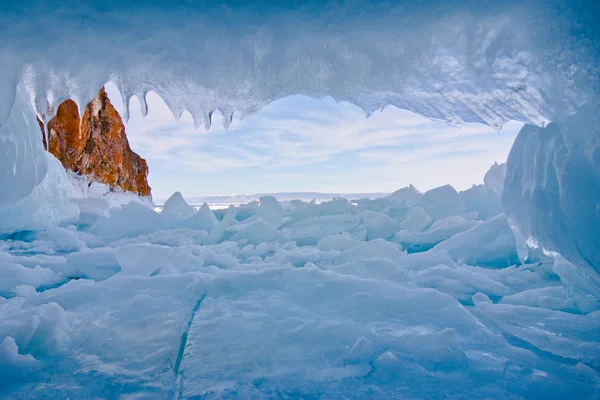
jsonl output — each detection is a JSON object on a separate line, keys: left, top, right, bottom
{"left": 0, "top": 0, "right": 599, "bottom": 398}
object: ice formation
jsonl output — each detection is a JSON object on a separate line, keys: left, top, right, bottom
{"left": 0, "top": 0, "right": 598, "bottom": 272}
{"left": 1, "top": 0, "right": 598, "bottom": 129}
{"left": 0, "top": 0, "right": 600, "bottom": 397}
{"left": 161, "top": 192, "right": 196, "bottom": 222}
{"left": 1, "top": 165, "right": 599, "bottom": 398}
{"left": 502, "top": 107, "right": 600, "bottom": 279}
{"left": 0, "top": 86, "right": 48, "bottom": 207}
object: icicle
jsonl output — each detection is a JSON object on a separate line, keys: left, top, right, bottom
{"left": 72, "top": 83, "right": 103, "bottom": 123}
{"left": 34, "top": 90, "right": 53, "bottom": 125}
{"left": 43, "top": 90, "right": 57, "bottom": 125}
{"left": 201, "top": 110, "right": 214, "bottom": 131}
{"left": 163, "top": 96, "right": 185, "bottom": 122}
{"left": 190, "top": 111, "right": 202, "bottom": 129}
{"left": 173, "top": 109, "right": 184, "bottom": 121}
{"left": 137, "top": 92, "right": 149, "bottom": 117}
{"left": 220, "top": 107, "right": 235, "bottom": 131}
{"left": 109, "top": 76, "right": 130, "bottom": 123}
{"left": 119, "top": 87, "right": 131, "bottom": 124}
{"left": 73, "top": 96, "right": 85, "bottom": 124}
{"left": 122, "top": 95, "right": 130, "bottom": 124}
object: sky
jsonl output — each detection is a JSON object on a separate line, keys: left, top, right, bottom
{"left": 105, "top": 82, "right": 522, "bottom": 201}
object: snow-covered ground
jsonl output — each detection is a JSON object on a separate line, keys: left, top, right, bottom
{"left": 1, "top": 164, "right": 599, "bottom": 399}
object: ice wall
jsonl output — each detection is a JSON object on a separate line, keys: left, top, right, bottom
{"left": 0, "top": 85, "right": 79, "bottom": 233}
{"left": 0, "top": 86, "right": 47, "bottom": 206}
{"left": 502, "top": 103, "right": 600, "bottom": 276}
{"left": 0, "top": 85, "right": 79, "bottom": 231}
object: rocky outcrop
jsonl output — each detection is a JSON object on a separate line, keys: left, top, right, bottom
{"left": 43, "top": 88, "right": 151, "bottom": 197}
{"left": 47, "top": 99, "right": 83, "bottom": 171}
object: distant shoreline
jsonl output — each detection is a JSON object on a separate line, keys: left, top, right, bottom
{"left": 154, "top": 192, "right": 391, "bottom": 207}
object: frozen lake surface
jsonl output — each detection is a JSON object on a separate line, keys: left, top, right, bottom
{"left": 1, "top": 165, "right": 599, "bottom": 399}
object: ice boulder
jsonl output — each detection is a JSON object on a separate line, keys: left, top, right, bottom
{"left": 0, "top": 301, "right": 71, "bottom": 361}
{"left": 264, "top": 246, "right": 324, "bottom": 268}
{"left": 473, "top": 293, "right": 600, "bottom": 366}
{"left": 89, "top": 201, "right": 165, "bottom": 241}
{"left": 353, "top": 196, "right": 392, "bottom": 213}
{"left": 161, "top": 192, "right": 195, "bottom": 222}
{"left": 461, "top": 184, "right": 503, "bottom": 221}
{"left": 484, "top": 162, "right": 506, "bottom": 197}
{"left": 286, "top": 197, "right": 356, "bottom": 224}
{"left": 318, "top": 197, "right": 356, "bottom": 215}
{"left": 392, "top": 218, "right": 479, "bottom": 253}
{"left": 0, "top": 223, "right": 86, "bottom": 256}
{"left": 0, "top": 252, "right": 62, "bottom": 293}
{"left": 180, "top": 203, "right": 219, "bottom": 233}
{"left": 428, "top": 215, "right": 469, "bottom": 230}
{"left": 0, "top": 336, "right": 39, "bottom": 373}
{"left": 385, "top": 185, "right": 422, "bottom": 204}
{"left": 281, "top": 213, "right": 364, "bottom": 246}
{"left": 229, "top": 218, "right": 288, "bottom": 246}
{"left": 286, "top": 199, "right": 312, "bottom": 213}
{"left": 115, "top": 244, "right": 174, "bottom": 276}
{"left": 364, "top": 210, "right": 401, "bottom": 240}
{"left": 317, "top": 232, "right": 363, "bottom": 252}
{"left": 460, "top": 163, "right": 506, "bottom": 220}
{"left": 204, "top": 205, "right": 238, "bottom": 245}
{"left": 420, "top": 185, "right": 465, "bottom": 220}
{"left": 72, "top": 197, "right": 111, "bottom": 227}
{"left": 413, "top": 265, "right": 513, "bottom": 303}
{"left": 235, "top": 200, "right": 260, "bottom": 222}
{"left": 432, "top": 214, "right": 519, "bottom": 268}
{"left": 255, "top": 195, "right": 287, "bottom": 226}
{"left": 500, "top": 286, "right": 567, "bottom": 310}
{"left": 155, "top": 247, "right": 205, "bottom": 274}
{"left": 0, "top": 153, "right": 79, "bottom": 234}
{"left": 327, "top": 238, "right": 404, "bottom": 266}
{"left": 398, "top": 206, "right": 431, "bottom": 232}
{"left": 63, "top": 247, "right": 120, "bottom": 281}
{"left": 551, "top": 256, "right": 600, "bottom": 313}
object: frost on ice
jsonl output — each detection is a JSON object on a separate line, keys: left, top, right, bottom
{"left": 1, "top": 163, "right": 599, "bottom": 398}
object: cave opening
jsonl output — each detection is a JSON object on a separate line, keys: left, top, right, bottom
{"left": 0, "top": 0, "right": 599, "bottom": 398}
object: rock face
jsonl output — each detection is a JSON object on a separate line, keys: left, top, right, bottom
{"left": 44, "top": 88, "right": 151, "bottom": 197}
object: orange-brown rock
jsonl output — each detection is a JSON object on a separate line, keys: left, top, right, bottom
{"left": 45, "top": 88, "right": 151, "bottom": 197}
{"left": 47, "top": 100, "right": 83, "bottom": 171}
